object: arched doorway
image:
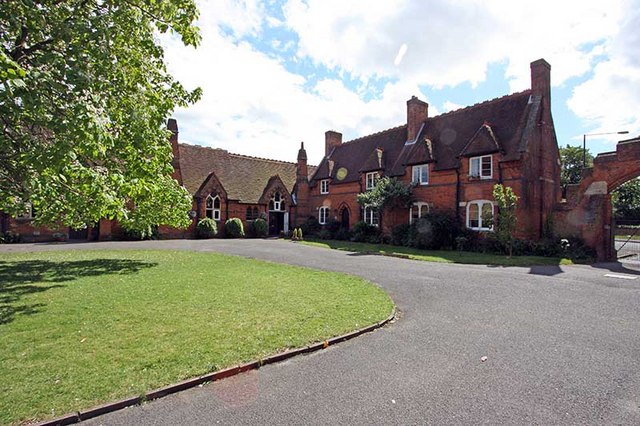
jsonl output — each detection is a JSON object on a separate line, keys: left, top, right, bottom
{"left": 268, "top": 192, "right": 286, "bottom": 235}
{"left": 341, "top": 208, "right": 350, "bottom": 229}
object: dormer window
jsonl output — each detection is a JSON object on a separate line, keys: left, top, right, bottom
{"left": 320, "top": 179, "right": 329, "bottom": 194}
{"left": 205, "top": 194, "right": 221, "bottom": 220}
{"left": 469, "top": 155, "right": 492, "bottom": 179}
{"left": 365, "top": 172, "right": 379, "bottom": 190}
{"left": 412, "top": 164, "right": 429, "bottom": 185}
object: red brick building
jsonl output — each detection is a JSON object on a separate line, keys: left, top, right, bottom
{"left": 296, "top": 59, "right": 561, "bottom": 240}
{"left": 1, "top": 58, "right": 565, "bottom": 244}
{"left": 0, "top": 120, "right": 316, "bottom": 241}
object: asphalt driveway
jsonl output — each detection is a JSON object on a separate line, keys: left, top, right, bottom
{"left": 4, "top": 239, "right": 640, "bottom": 425}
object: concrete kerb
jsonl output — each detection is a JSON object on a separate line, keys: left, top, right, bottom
{"left": 34, "top": 308, "right": 397, "bottom": 426}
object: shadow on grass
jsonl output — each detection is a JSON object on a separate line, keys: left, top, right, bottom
{"left": 0, "top": 259, "right": 158, "bottom": 325}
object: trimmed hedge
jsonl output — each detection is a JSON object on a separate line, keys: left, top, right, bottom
{"left": 224, "top": 217, "right": 245, "bottom": 238}
{"left": 196, "top": 218, "right": 218, "bottom": 239}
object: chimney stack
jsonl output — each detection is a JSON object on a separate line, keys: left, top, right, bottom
{"left": 325, "top": 130, "right": 342, "bottom": 157}
{"left": 167, "top": 118, "right": 183, "bottom": 185}
{"left": 407, "top": 96, "right": 428, "bottom": 143}
{"left": 296, "top": 142, "right": 308, "bottom": 184}
{"left": 530, "top": 59, "right": 551, "bottom": 99}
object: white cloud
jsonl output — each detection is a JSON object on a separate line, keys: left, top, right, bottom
{"left": 160, "top": 0, "right": 639, "bottom": 165}
{"left": 567, "top": 5, "right": 640, "bottom": 144}
{"left": 443, "top": 101, "right": 463, "bottom": 113}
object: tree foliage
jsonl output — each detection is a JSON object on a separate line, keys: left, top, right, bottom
{"left": 0, "top": 0, "right": 202, "bottom": 231}
{"left": 559, "top": 144, "right": 593, "bottom": 187}
{"left": 356, "top": 176, "right": 413, "bottom": 210}
{"left": 613, "top": 178, "right": 640, "bottom": 220}
{"left": 492, "top": 184, "right": 518, "bottom": 257}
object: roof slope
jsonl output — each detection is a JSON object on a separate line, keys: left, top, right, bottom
{"left": 311, "top": 90, "right": 534, "bottom": 181}
{"left": 178, "top": 143, "right": 316, "bottom": 203}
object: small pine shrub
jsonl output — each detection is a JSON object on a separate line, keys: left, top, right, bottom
{"left": 292, "top": 228, "right": 299, "bottom": 240}
{"left": 196, "top": 218, "right": 218, "bottom": 239}
{"left": 224, "top": 218, "right": 245, "bottom": 238}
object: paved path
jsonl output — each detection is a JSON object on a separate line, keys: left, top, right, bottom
{"left": 4, "top": 240, "right": 640, "bottom": 425}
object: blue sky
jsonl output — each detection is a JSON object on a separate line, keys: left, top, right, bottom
{"left": 162, "top": 0, "right": 640, "bottom": 165}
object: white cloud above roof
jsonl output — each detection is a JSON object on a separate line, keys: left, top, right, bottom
{"left": 162, "top": 0, "right": 640, "bottom": 163}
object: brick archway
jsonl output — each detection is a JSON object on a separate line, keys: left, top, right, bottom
{"left": 555, "top": 136, "right": 640, "bottom": 261}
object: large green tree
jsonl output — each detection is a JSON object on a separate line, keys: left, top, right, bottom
{"left": 356, "top": 176, "right": 413, "bottom": 230}
{"left": 0, "top": 0, "right": 202, "bottom": 232}
{"left": 559, "top": 144, "right": 593, "bottom": 187}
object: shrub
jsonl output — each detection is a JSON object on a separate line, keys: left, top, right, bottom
{"left": 297, "top": 227, "right": 303, "bottom": 240}
{"left": 300, "top": 216, "right": 321, "bottom": 238}
{"left": 196, "top": 218, "right": 218, "bottom": 239}
{"left": 334, "top": 228, "right": 352, "bottom": 241}
{"left": 318, "top": 229, "right": 333, "bottom": 240}
{"left": 224, "top": 218, "right": 245, "bottom": 238}
{"left": 407, "top": 213, "right": 458, "bottom": 250}
{"left": 123, "top": 225, "right": 158, "bottom": 240}
{"left": 1, "top": 231, "right": 21, "bottom": 244}
{"left": 390, "top": 223, "right": 411, "bottom": 246}
{"left": 352, "top": 221, "right": 381, "bottom": 243}
{"left": 246, "top": 218, "right": 268, "bottom": 238}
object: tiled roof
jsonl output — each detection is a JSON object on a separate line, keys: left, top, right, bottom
{"left": 311, "top": 90, "right": 534, "bottom": 182}
{"left": 178, "top": 143, "right": 316, "bottom": 203}
{"left": 312, "top": 125, "right": 408, "bottom": 183}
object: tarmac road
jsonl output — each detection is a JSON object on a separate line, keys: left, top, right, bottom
{"left": 4, "top": 239, "right": 640, "bottom": 425}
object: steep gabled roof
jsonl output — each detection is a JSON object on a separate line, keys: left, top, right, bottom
{"left": 178, "top": 143, "right": 316, "bottom": 203}
{"left": 312, "top": 125, "right": 408, "bottom": 183}
{"left": 459, "top": 123, "right": 503, "bottom": 158}
{"left": 310, "top": 90, "right": 534, "bottom": 182}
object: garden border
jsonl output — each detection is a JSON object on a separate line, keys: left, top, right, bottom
{"left": 35, "top": 308, "right": 396, "bottom": 426}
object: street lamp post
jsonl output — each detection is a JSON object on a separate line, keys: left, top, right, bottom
{"left": 583, "top": 130, "right": 630, "bottom": 168}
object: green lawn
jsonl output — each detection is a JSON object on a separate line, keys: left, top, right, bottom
{"left": 0, "top": 250, "right": 393, "bottom": 425}
{"left": 301, "top": 239, "right": 574, "bottom": 266}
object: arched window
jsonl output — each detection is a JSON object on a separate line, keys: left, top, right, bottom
{"left": 319, "top": 206, "right": 329, "bottom": 224}
{"left": 206, "top": 194, "right": 221, "bottom": 221}
{"left": 466, "top": 200, "right": 493, "bottom": 230}
{"left": 409, "top": 202, "right": 430, "bottom": 223}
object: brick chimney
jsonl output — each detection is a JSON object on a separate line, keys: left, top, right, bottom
{"left": 296, "top": 142, "right": 308, "bottom": 184}
{"left": 325, "top": 130, "right": 342, "bottom": 157}
{"left": 407, "top": 96, "right": 428, "bottom": 143}
{"left": 530, "top": 59, "right": 551, "bottom": 101}
{"left": 167, "top": 118, "right": 183, "bottom": 185}
{"left": 295, "top": 142, "right": 310, "bottom": 224}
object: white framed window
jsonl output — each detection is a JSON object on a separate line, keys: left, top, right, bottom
{"left": 269, "top": 192, "right": 285, "bottom": 211}
{"left": 469, "top": 155, "right": 492, "bottom": 179}
{"left": 320, "top": 179, "right": 329, "bottom": 194}
{"left": 365, "top": 172, "right": 379, "bottom": 190}
{"left": 412, "top": 164, "right": 429, "bottom": 185}
{"left": 409, "top": 202, "right": 430, "bottom": 224}
{"left": 205, "top": 194, "right": 221, "bottom": 220}
{"left": 16, "top": 203, "right": 36, "bottom": 219}
{"left": 319, "top": 206, "right": 329, "bottom": 225}
{"left": 363, "top": 206, "right": 379, "bottom": 226}
{"left": 466, "top": 200, "right": 494, "bottom": 231}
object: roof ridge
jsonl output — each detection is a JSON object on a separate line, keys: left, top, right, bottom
{"left": 341, "top": 123, "right": 407, "bottom": 146}
{"left": 179, "top": 142, "right": 297, "bottom": 165}
{"left": 227, "top": 152, "right": 297, "bottom": 165}
{"left": 179, "top": 142, "right": 228, "bottom": 153}
{"left": 434, "top": 89, "right": 532, "bottom": 119}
